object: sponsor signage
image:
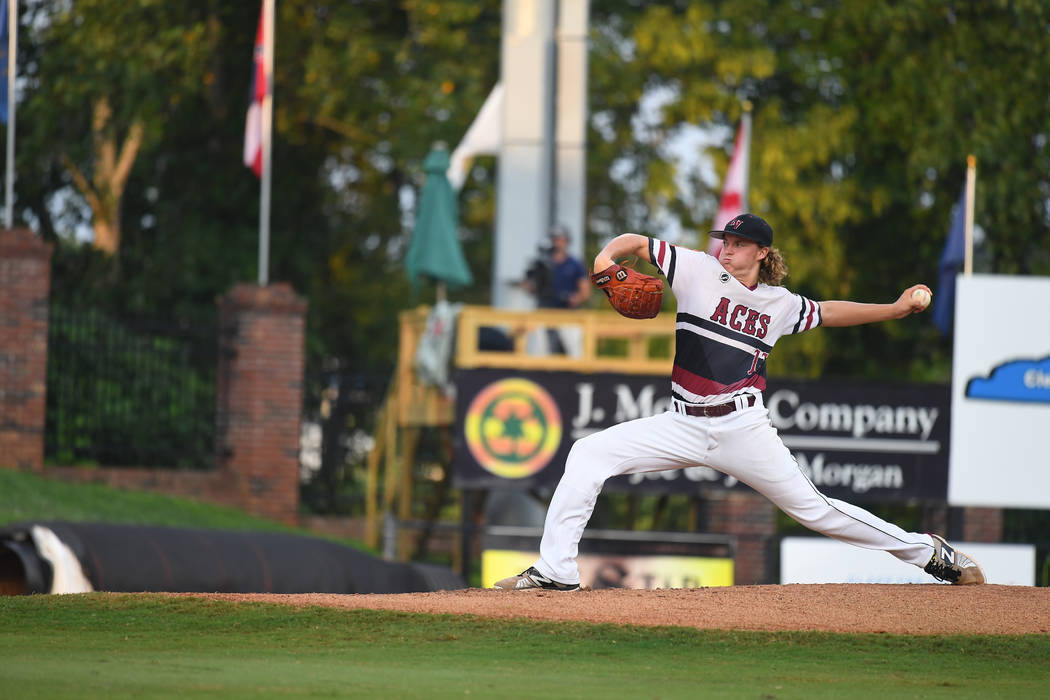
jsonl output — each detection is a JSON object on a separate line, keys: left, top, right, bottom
{"left": 780, "top": 537, "right": 1036, "bottom": 586}
{"left": 765, "top": 380, "right": 949, "bottom": 501}
{"left": 948, "top": 274, "right": 1050, "bottom": 508}
{"left": 481, "top": 549, "right": 733, "bottom": 589}
{"left": 453, "top": 368, "right": 949, "bottom": 501}
{"left": 480, "top": 528, "right": 734, "bottom": 589}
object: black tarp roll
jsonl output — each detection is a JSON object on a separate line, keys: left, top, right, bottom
{"left": 0, "top": 521, "right": 465, "bottom": 595}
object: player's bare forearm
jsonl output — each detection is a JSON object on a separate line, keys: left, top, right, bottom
{"left": 819, "top": 300, "right": 897, "bottom": 327}
{"left": 819, "top": 284, "right": 933, "bottom": 327}
{"left": 593, "top": 234, "right": 651, "bottom": 273}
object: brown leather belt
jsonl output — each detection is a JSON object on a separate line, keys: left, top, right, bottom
{"left": 675, "top": 394, "right": 757, "bottom": 418}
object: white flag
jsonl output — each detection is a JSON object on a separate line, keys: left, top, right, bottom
{"left": 707, "top": 111, "right": 751, "bottom": 257}
{"left": 447, "top": 83, "right": 503, "bottom": 190}
{"left": 243, "top": 3, "right": 265, "bottom": 177}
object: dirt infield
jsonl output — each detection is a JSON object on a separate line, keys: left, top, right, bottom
{"left": 180, "top": 584, "right": 1050, "bottom": 635}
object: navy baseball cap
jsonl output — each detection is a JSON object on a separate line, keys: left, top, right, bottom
{"left": 708, "top": 213, "right": 773, "bottom": 247}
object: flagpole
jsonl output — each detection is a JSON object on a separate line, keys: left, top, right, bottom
{"left": 258, "top": 0, "right": 274, "bottom": 286}
{"left": 963, "top": 154, "right": 976, "bottom": 276}
{"left": 740, "top": 100, "right": 752, "bottom": 214}
{"left": 4, "top": 0, "right": 16, "bottom": 230}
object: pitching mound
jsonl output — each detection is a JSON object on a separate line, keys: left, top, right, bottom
{"left": 177, "top": 584, "right": 1050, "bottom": 635}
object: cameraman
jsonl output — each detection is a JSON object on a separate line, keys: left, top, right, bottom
{"left": 524, "top": 225, "right": 591, "bottom": 354}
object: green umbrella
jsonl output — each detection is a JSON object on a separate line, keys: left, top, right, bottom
{"left": 405, "top": 144, "right": 473, "bottom": 297}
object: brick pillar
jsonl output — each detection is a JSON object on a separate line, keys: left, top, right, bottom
{"left": 216, "top": 283, "right": 306, "bottom": 525}
{"left": 962, "top": 507, "right": 1003, "bottom": 543}
{"left": 0, "top": 229, "right": 53, "bottom": 470}
{"left": 704, "top": 490, "right": 776, "bottom": 584}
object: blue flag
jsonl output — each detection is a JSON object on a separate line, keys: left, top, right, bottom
{"left": 0, "top": 0, "right": 7, "bottom": 123}
{"left": 0, "top": 0, "right": 8, "bottom": 124}
{"left": 932, "top": 185, "right": 967, "bottom": 335}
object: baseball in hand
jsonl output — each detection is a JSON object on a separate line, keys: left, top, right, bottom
{"left": 911, "top": 288, "right": 932, "bottom": 309}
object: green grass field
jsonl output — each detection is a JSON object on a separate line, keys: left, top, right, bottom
{"left": 2, "top": 594, "right": 1048, "bottom": 699}
{"left": 3, "top": 469, "right": 1049, "bottom": 698}
{"left": 0, "top": 468, "right": 312, "bottom": 535}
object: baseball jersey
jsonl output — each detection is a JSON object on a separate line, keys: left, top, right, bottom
{"left": 648, "top": 237, "right": 822, "bottom": 406}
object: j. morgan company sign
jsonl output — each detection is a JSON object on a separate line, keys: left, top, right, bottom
{"left": 453, "top": 368, "right": 949, "bottom": 502}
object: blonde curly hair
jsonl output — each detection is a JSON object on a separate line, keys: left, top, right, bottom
{"left": 758, "top": 247, "right": 788, "bottom": 286}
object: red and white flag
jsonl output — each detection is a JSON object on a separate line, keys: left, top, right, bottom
{"left": 243, "top": 5, "right": 265, "bottom": 177}
{"left": 706, "top": 111, "right": 751, "bottom": 257}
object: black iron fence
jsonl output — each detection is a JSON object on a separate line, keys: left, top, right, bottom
{"left": 299, "top": 370, "right": 389, "bottom": 514}
{"left": 1003, "top": 509, "right": 1050, "bottom": 587}
{"left": 45, "top": 306, "right": 218, "bottom": 469}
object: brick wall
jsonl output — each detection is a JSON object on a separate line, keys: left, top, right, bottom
{"left": 2, "top": 243, "right": 307, "bottom": 526}
{"left": 216, "top": 283, "right": 307, "bottom": 525}
{"left": 963, "top": 507, "right": 1003, "bottom": 542}
{"left": 34, "top": 285, "right": 308, "bottom": 526}
{"left": 40, "top": 465, "right": 240, "bottom": 510}
{"left": 703, "top": 490, "right": 776, "bottom": 584}
{"left": 299, "top": 515, "right": 368, "bottom": 542}
{"left": 922, "top": 505, "right": 1002, "bottom": 543}
{"left": 0, "top": 229, "right": 53, "bottom": 470}
{"left": 920, "top": 504, "right": 949, "bottom": 539}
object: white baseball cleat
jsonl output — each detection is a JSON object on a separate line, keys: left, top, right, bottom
{"left": 493, "top": 566, "right": 580, "bottom": 591}
{"left": 924, "top": 534, "right": 986, "bottom": 585}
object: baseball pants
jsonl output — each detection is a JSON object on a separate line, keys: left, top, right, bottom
{"left": 535, "top": 398, "right": 937, "bottom": 586}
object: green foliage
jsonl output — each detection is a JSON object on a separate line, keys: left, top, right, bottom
{"left": 8, "top": 2, "right": 1050, "bottom": 507}
{"left": 18, "top": 1, "right": 503, "bottom": 378}
{"left": 45, "top": 306, "right": 216, "bottom": 468}
{"left": 588, "top": 1, "right": 1050, "bottom": 379}
{"left": 25, "top": 1, "right": 210, "bottom": 144}
{"left": 15, "top": 1, "right": 1048, "bottom": 380}
{"left": 2, "top": 595, "right": 1049, "bottom": 698}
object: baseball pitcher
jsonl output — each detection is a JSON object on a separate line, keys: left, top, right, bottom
{"left": 495, "top": 214, "right": 983, "bottom": 591}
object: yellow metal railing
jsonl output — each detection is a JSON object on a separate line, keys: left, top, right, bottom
{"left": 453, "top": 305, "right": 675, "bottom": 374}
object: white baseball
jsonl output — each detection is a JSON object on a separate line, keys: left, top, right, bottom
{"left": 911, "top": 288, "right": 931, "bottom": 309}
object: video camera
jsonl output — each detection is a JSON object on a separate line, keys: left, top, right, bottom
{"left": 525, "top": 244, "right": 555, "bottom": 303}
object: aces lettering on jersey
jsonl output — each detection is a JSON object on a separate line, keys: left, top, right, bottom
{"left": 709, "top": 297, "right": 771, "bottom": 339}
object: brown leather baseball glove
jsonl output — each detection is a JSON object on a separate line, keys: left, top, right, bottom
{"left": 591, "top": 263, "right": 664, "bottom": 319}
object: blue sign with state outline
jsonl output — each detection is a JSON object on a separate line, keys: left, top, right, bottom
{"left": 965, "top": 355, "right": 1050, "bottom": 404}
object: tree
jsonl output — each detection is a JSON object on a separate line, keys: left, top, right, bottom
{"left": 10, "top": 1, "right": 1050, "bottom": 511}
{"left": 61, "top": 98, "right": 142, "bottom": 253}
{"left": 20, "top": 0, "right": 212, "bottom": 254}
{"left": 15, "top": 1, "right": 1049, "bottom": 374}
{"left": 586, "top": 0, "right": 1050, "bottom": 380}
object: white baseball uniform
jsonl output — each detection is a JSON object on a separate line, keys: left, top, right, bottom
{"left": 534, "top": 238, "right": 938, "bottom": 585}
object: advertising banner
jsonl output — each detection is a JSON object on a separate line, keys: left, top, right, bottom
{"left": 481, "top": 549, "right": 733, "bottom": 590}
{"left": 948, "top": 274, "right": 1050, "bottom": 508}
{"left": 765, "top": 380, "right": 949, "bottom": 502}
{"left": 780, "top": 537, "right": 1035, "bottom": 586}
{"left": 453, "top": 367, "right": 949, "bottom": 502}
{"left": 480, "top": 528, "right": 734, "bottom": 589}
